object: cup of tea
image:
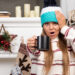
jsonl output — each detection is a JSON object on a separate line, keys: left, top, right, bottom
{"left": 36, "top": 36, "right": 50, "bottom": 51}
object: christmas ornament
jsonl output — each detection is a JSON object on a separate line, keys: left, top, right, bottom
{"left": 0, "top": 24, "right": 17, "bottom": 52}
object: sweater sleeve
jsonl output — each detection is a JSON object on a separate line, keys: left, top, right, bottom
{"left": 61, "top": 25, "right": 75, "bottom": 52}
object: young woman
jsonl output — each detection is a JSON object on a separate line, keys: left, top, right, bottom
{"left": 27, "top": 7, "right": 75, "bottom": 75}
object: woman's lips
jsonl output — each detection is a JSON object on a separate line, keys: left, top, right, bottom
{"left": 50, "top": 32, "right": 55, "bottom": 35}
{"left": 50, "top": 32, "right": 54, "bottom": 34}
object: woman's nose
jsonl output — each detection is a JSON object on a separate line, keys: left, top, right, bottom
{"left": 49, "top": 24, "right": 54, "bottom": 29}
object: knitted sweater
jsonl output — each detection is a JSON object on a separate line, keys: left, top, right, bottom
{"left": 27, "top": 26, "right": 75, "bottom": 75}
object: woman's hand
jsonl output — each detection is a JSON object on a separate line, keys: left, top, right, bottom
{"left": 55, "top": 11, "right": 66, "bottom": 29}
{"left": 27, "top": 35, "right": 37, "bottom": 51}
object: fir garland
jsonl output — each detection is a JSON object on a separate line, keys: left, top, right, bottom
{"left": 0, "top": 32, "right": 11, "bottom": 52}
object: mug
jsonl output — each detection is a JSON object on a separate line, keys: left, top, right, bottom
{"left": 37, "top": 36, "right": 50, "bottom": 51}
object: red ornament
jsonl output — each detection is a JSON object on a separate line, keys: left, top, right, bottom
{"left": 1, "top": 40, "right": 4, "bottom": 44}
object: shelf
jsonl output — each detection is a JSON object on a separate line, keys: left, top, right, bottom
{"left": 0, "top": 17, "right": 41, "bottom": 23}
{"left": 0, "top": 53, "right": 17, "bottom": 59}
{"left": 0, "top": 51, "right": 17, "bottom": 58}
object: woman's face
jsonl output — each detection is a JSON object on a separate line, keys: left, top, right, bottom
{"left": 43, "top": 22, "right": 60, "bottom": 39}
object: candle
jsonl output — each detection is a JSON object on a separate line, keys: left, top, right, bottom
{"left": 15, "top": 6, "right": 22, "bottom": 17}
{"left": 34, "top": 6, "right": 40, "bottom": 17}
{"left": 30, "top": 10, "right": 35, "bottom": 17}
{"left": 24, "top": 4, "right": 30, "bottom": 17}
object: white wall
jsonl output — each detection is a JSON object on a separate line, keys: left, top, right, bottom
{"left": 66, "top": 0, "right": 75, "bottom": 11}
{"left": 0, "top": 59, "right": 16, "bottom": 75}
{"left": 66, "top": 0, "right": 75, "bottom": 18}
{"left": 61, "top": 0, "right": 75, "bottom": 18}
{"left": 60, "top": 0, "right": 67, "bottom": 18}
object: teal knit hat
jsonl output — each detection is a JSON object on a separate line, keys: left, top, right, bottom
{"left": 41, "top": 7, "right": 62, "bottom": 27}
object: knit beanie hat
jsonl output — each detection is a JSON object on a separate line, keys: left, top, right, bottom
{"left": 41, "top": 0, "right": 62, "bottom": 27}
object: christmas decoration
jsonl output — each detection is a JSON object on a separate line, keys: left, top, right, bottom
{"left": 10, "top": 42, "right": 31, "bottom": 75}
{"left": 0, "top": 31, "right": 11, "bottom": 51}
{"left": 0, "top": 24, "right": 17, "bottom": 52}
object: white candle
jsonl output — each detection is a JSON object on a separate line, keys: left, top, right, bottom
{"left": 34, "top": 6, "right": 40, "bottom": 17}
{"left": 24, "top": 4, "right": 30, "bottom": 17}
{"left": 30, "top": 10, "right": 35, "bottom": 17}
{"left": 15, "top": 6, "right": 22, "bottom": 17}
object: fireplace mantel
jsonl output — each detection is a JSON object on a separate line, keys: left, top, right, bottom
{"left": 0, "top": 17, "right": 42, "bottom": 58}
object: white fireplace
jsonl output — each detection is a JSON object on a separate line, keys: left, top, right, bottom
{"left": 0, "top": 17, "right": 42, "bottom": 75}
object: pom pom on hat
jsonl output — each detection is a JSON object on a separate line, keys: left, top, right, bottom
{"left": 41, "top": 0, "right": 62, "bottom": 27}
{"left": 44, "top": 0, "right": 56, "bottom": 7}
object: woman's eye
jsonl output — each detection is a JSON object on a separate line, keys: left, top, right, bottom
{"left": 44, "top": 23, "right": 49, "bottom": 25}
{"left": 54, "top": 22, "right": 58, "bottom": 25}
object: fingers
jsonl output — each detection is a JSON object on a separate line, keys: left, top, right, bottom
{"left": 55, "top": 11, "right": 66, "bottom": 22}
{"left": 55, "top": 11, "right": 66, "bottom": 29}
{"left": 55, "top": 11, "right": 65, "bottom": 18}
{"left": 55, "top": 11, "right": 65, "bottom": 22}
{"left": 27, "top": 35, "right": 37, "bottom": 51}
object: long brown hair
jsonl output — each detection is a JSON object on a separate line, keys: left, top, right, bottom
{"left": 41, "top": 29, "right": 69, "bottom": 75}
